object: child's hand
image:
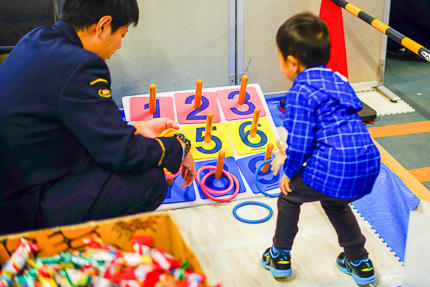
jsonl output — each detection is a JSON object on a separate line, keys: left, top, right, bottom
{"left": 271, "top": 139, "right": 287, "bottom": 176}
{"left": 280, "top": 174, "right": 292, "bottom": 195}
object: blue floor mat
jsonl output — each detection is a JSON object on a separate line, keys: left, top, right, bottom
{"left": 351, "top": 163, "right": 420, "bottom": 262}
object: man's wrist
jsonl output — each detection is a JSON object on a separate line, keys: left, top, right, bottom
{"left": 176, "top": 137, "right": 186, "bottom": 160}
{"left": 174, "top": 133, "right": 191, "bottom": 158}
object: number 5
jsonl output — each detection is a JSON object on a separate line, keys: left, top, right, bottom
{"left": 195, "top": 127, "right": 222, "bottom": 154}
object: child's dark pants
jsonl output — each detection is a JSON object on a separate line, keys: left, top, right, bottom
{"left": 274, "top": 173, "right": 368, "bottom": 261}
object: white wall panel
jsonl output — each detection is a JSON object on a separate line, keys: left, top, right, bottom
{"left": 108, "top": 0, "right": 387, "bottom": 105}
{"left": 243, "top": 0, "right": 385, "bottom": 93}
{"left": 108, "top": 0, "right": 230, "bottom": 106}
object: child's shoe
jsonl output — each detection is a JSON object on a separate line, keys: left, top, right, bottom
{"left": 336, "top": 252, "right": 376, "bottom": 285}
{"left": 260, "top": 247, "right": 292, "bottom": 278}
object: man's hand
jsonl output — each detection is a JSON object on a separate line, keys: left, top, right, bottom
{"left": 271, "top": 139, "right": 287, "bottom": 176}
{"left": 280, "top": 174, "right": 292, "bottom": 196}
{"left": 180, "top": 153, "right": 196, "bottom": 187}
{"left": 134, "top": 118, "right": 179, "bottom": 138}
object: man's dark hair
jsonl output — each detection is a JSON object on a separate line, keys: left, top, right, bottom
{"left": 276, "top": 12, "right": 330, "bottom": 68}
{"left": 62, "top": 0, "right": 139, "bottom": 33}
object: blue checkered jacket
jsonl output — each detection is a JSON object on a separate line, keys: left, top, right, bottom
{"left": 282, "top": 66, "right": 380, "bottom": 198}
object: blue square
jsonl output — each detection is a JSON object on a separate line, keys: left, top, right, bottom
{"left": 237, "top": 153, "right": 283, "bottom": 194}
{"left": 119, "top": 108, "right": 126, "bottom": 122}
{"left": 195, "top": 157, "right": 246, "bottom": 199}
{"left": 265, "top": 94, "right": 285, "bottom": 127}
{"left": 162, "top": 173, "right": 196, "bottom": 204}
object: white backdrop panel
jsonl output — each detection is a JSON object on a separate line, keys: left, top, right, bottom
{"left": 107, "top": 0, "right": 230, "bottom": 106}
{"left": 243, "top": 0, "right": 385, "bottom": 93}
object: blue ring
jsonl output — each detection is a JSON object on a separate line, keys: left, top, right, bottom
{"left": 255, "top": 159, "right": 280, "bottom": 198}
{"left": 232, "top": 201, "right": 273, "bottom": 224}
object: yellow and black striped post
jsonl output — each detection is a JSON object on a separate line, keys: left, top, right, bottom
{"left": 330, "top": 0, "right": 430, "bottom": 62}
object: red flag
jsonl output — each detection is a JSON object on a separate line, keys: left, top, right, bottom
{"left": 319, "top": 0, "right": 349, "bottom": 78}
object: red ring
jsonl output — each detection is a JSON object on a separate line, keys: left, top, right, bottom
{"left": 196, "top": 166, "right": 240, "bottom": 203}
{"left": 197, "top": 166, "right": 232, "bottom": 195}
{"left": 201, "top": 170, "right": 233, "bottom": 195}
{"left": 164, "top": 167, "right": 183, "bottom": 180}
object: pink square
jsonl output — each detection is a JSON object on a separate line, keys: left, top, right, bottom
{"left": 129, "top": 97, "right": 175, "bottom": 121}
{"left": 216, "top": 86, "right": 266, "bottom": 120}
{"left": 174, "top": 92, "right": 221, "bottom": 124}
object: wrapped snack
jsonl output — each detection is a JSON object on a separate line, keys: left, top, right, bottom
{"left": 54, "top": 271, "right": 72, "bottom": 287}
{"left": 150, "top": 249, "right": 180, "bottom": 271}
{"left": 102, "top": 252, "right": 125, "bottom": 280}
{"left": 185, "top": 272, "right": 205, "bottom": 287}
{"left": 2, "top": 236, "right": 207, "bottom": 287}
{"left": 82, "top": 250, "right": 116, "bottom": 263}
{"left": 105, "top": 266, "right": 136, "bottom": 285}
{"left": 15, "top": 272, "right": 37, "bottom": 287}
{"left": 133, "top": 264, "right": 152, "bottom": 282}
{"left": 0, "top": 275, "right": 11, "bottom": 287}
{"left": 92, "top": 276, "right": 114, "bottom": 287}
{"left": 36, "top": 265, "right": 58, "bottom": 287}
{"left": 60, "top": 268, "right": 91, "bottom": 287}
{"left": 118, "top": 279, "right": 140, "bottom": 287}
{"left": 38, "top": 256, "right": 62, "bottom": 266}
{"left": 130, "top": 236, "right": 153, "bottom": 256}
{"left": 173, "top": 262, "right": 188, "bottom": 280}
{"left": 0, "top": 238, "right": 39, "bottom": 287}
{"left": 122, "top": 253, "right": 152, "bottom": 267}
{"left": 141, "top": 270, "right": 162, "bottom": 287}
{"left": 82, "top": 235, "right": 115, "bottom": 251}
{"left": 80, "top": 264, "right": 99, "bottom": 277}
{"left": 157, "top": 273, "right": 186, "bottom": 287}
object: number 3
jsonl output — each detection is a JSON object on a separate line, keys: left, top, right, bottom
{"left": 228, "top": 91, "right": 255, "bottom": 115}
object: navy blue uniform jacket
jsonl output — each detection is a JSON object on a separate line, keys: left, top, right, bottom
{"left": 0, "top": 21, "right": 182, "bottom": 228}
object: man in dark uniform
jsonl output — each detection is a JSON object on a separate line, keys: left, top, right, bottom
{"left": 0, "top": 0, "right": 196, "bottom": 235}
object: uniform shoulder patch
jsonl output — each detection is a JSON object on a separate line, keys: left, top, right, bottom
{"left": 98, "top": 89, "right": 112, "bottom": 98}
{"left": 90, "top": 78, "right": 111, "bottom": 98}
{"left": 90, "top": 78, "right": 108, "bottom": 86}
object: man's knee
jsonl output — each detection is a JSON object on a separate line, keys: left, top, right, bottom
{"left": 144, "top": 167, "right": 168, "bottom": 204}
{"left": 119, "top": 167, "right": 168, "bottom": 213}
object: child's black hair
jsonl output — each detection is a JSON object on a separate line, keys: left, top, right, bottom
{"left": 276, "top": 12, "right": 330, "bottom": 68}
{"left": 62, "top": 0, "right": 139, "bottom": 33}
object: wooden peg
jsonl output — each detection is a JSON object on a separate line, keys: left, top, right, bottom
{"left": 167, "top": 178, "right": 174, "bottom": 186}
{"left": 262, "top": 143, "right": 274, "bottom": 173}
{"left": 195, "top": 79, "right": 203, "bottom": 109}
{"left": 149, "top": 84, "right": 156, "bottom": 114}
{"left": 249, "top": 108, "right": 260, "bottom": 138}
{"left": 204, "top": 113, "right": 213, "bottom": 143}
{"left": 215, "top": 151, "right": 225, "bottom": 180}
{"left": 238, "top": 75, "right": 248, "bottom": 105}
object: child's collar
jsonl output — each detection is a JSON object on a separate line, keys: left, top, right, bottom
{"left": 302, "top": 65, "right": 329, "bottom": 73}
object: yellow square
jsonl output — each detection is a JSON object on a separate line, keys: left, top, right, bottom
{"left": 182, "top": 123, "right": 233, "bottom": 160}
{"left": 227, "top": 117, "right": 277, "bottom": 155}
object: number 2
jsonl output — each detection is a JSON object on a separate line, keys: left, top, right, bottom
{"left": 186, "top": 95, "right": 209, "bottom": 120}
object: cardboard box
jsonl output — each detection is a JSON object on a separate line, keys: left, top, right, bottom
{"left": 0, "top": 212, "right": 208, "bottom": 287}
